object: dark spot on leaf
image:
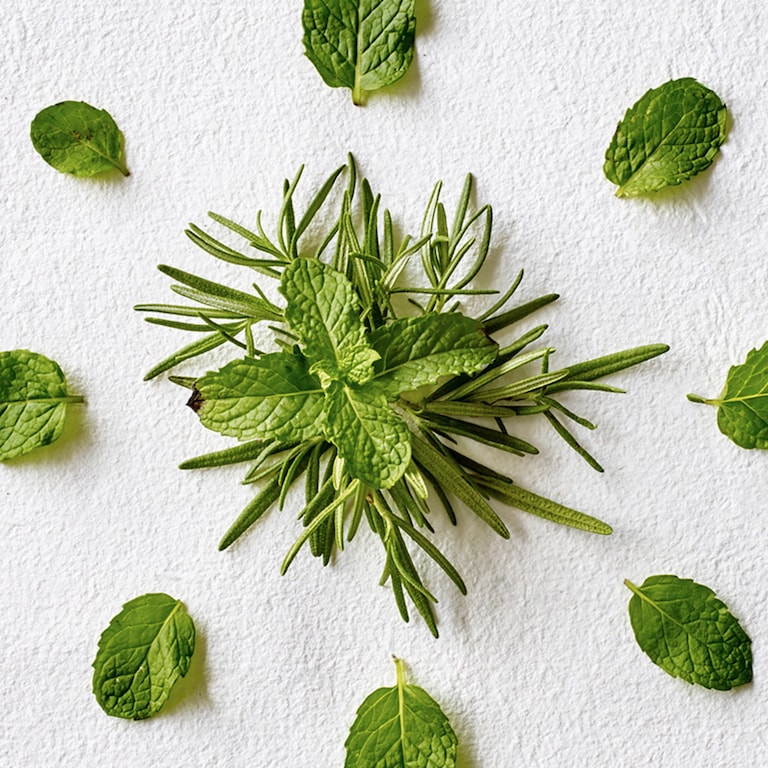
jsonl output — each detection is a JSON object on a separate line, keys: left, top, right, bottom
{"left": 186, "top": 388, "right": 204, "bottom": 413}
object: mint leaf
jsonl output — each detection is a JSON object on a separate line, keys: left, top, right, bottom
{"left": 688, "top": 341, "right": 768, "bottom": 449}
{"left": 625, "top": 576, "right": 752, "bottom": 690}
{"left": 0, "top": 350, "right": 83, "bottom": 462}
{"left": 345, "top": 657, "right": 457, "bottom": 768}
{"left": 604, "top": 78, "right": 726, "bottom": 197}
{"left": 92, "top": 593, "right": 196, "bottom": 719}
{"left": 30, "top": 101, "right": 129, "bottom": 177}
{"left": 302, "top": 0, "right": 416, "bottom": 105}
{"left": 324, "top": 381, "right": 410, "bottom": 488}
{"left": 371, "top": 313, "right": 498, "bottom": 400}
{"left": 280, "top": 258, "right": 377, "bottom": 384}
{"left": 193, "top": 352, "right": 324, "bottom": 442}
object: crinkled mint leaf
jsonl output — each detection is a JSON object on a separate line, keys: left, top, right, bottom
{"left": 30, "top": 100, "right": 129, "bottom": 177}
{"left": 370, "top": 313, "right": 498, "bottom": 400}
{"left": 604, "top": 78, "right": 726, "bottom": 197}
{"left": 625, "top": 575, "right": 752, "bottom": 690}
{"left": 92, "top": 593, "right": 196, "bottom": 720}
{"left": 193, "top": 352, "right": 324, "bottom": 442}
{"left": 0, "top": 349, "right": 83, "bottom": 462}
{"left": 337, "top": 343, "right": 381, "bottom": 386}
{"left": 345, "top": 658, "right": 457, "bottom": 768}
{"left": 281, "top": 258, "right": 378, "bottom": 383}
{"left": 324, "top": 381, "right": 410, "bottom": 488}
{"left": 302, "top": 0, "right": 416, "bottom": 105}
{"left": 688, "top": 341, "right": 768, "bottom": 449}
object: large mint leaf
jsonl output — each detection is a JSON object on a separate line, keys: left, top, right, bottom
{"left": 280, "top": 259, "right": 377, "bottom": 384}
{"left": 688, "top": 341, "right": 768, "bottom": 449}
{"left": 302, "top": 0, "right": 416, "bottom": 105}
{"left": 92, "top": 593, "right": 196, "bottom": 719}
{"left": 370, "top": 313, "right": 498, "bottom": 400}
{"left": 324, "top": 381, "right": 410, "bottom": 488}
{"left": 604, "top": 78, "right": 726, "bottom": 197}
{"left": 345, "top": 658, "right": 457, "bottom": 767}
{"left": 625, "top": 575, "right": 752, "bottom": 690}
{"left": 193, "top": 352, "right": 324, "bottom": 441}
{"left": 0, "top": 349, "right": 83, "bottom": 462}
{"left": 30, "top": 100, "right": 129, "bottom": 177}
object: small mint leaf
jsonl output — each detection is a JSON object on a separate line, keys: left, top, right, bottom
{"left": 0, "top": 349, "right": 83, "bottom": 462}
{"left": 30, "top": 100, "right": 129, "bottom": 177}
{"left": 92, "top": 593, "right": 196, "bottom": 719}
{"left": 689, "top": 341, "right": 768, "bottom": 449}
{"left": 302, "top": 0, "right": 416, "bottom": 105}
{"left": 625, "top": 575, "right": 752, "bottom": 690}
{"left": 345, "top": 658, "right": 457, "bottom": 767}
{"left": 338, "top": 343, "right": 380, "bottom": 385}
{"left": 604, "top": 78, "right": 726, "bottom": 197}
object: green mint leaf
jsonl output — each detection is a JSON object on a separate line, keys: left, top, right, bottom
{"left": 0, "top": 350, "right": 83, "bottom": 462}
{"left": 193, "top": 352, "right": 324, "bottom": 442}
{"left": 370, "top": 313, "right": 498, "bottom": 400}
{"left": 281, "top": 258, "right": 378, "bottom": 384}
{"left": 302, "top": 0, "right": 416, "bottom": 105}
{"left": 345, "top": 657, "right": 457, "bottom": 768}
{"left": 324, "top": 381, "right": 410, "bottom": 488}
{"left": 688, "top": 341, "right": 768, "bottom": 449}
{"left": 30, "top": 101, "right": 129, "bottom": 177}
{"left": 604, "top": 78, "right": 726, "bottom": 197}
{"left": 337, "top": 343, "right": 382, "bottom": 386}
{"left": 92, "top": 593, "right": 196, "bottom": 719}
{"left": 625, "top": 575, "right": 752, "bottom": 690}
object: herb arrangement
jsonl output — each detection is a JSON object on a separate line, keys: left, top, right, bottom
{"left": 137, "top": 157, "right": 667, "bottom": 635}
{"left": 6, "top": 4, "right": 760, "bottom": 764}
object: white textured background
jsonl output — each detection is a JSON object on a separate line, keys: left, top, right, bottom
{"left": 2, "top": 1, "right": 767, "bottom": 766}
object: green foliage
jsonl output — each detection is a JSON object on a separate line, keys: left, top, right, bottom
{"left": 92, "top": 593, "right": 196, "bottom": 719}
{"left": 282, "top": 257, "right": 372, "bottom": 374}
{"left": 302, "top": 0, "right": 416, "bottom": 105}
{"left": 625, "top": 576, "right": 752, "bottom": 690}
{"left": 196, "top": 353, "right": 325, "bottom": 442}
{"left": 688, "top": 341, "right": 768, "bottom": 448}
{"left": 30, "top": 101, "right": 129, "bottom": 177}
{"left": 604, "top": 78, "right": 726, "bottom": 197}
{"left": 371, "top": 313, "right": 497, "bottom": 399}
{"left": 345, "top": 658, "right": 457, "bottom": 767}
{"left": 198, "top": 258, "right": 496, "bottom": 490}
{"left": 138, "top": 157, "right": 668, "bottom": 635}
{"left": 0, "top": 350, "right": 83, "bottom": 462}
{"left": 324, "top": 380, "right": 412, "bottom": 488}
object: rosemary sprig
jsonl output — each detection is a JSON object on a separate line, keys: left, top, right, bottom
{"left": 137, "top": 156, "right": 668, "bottom": 636}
